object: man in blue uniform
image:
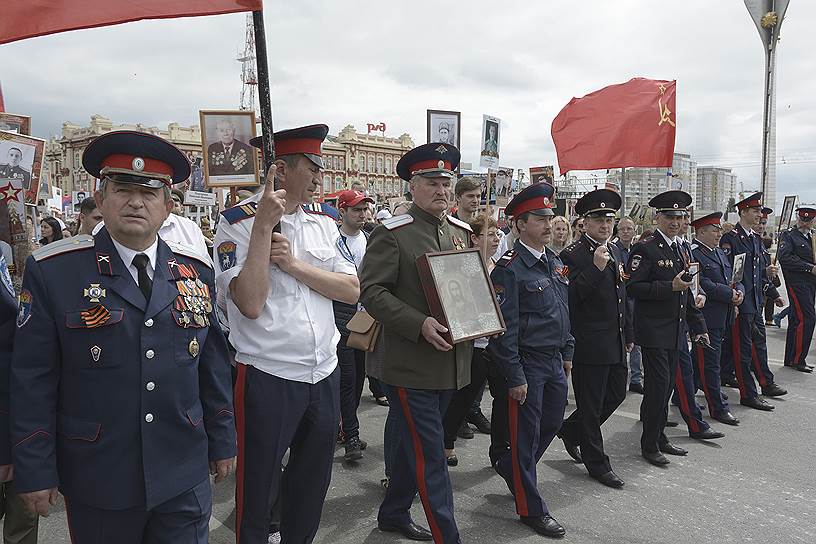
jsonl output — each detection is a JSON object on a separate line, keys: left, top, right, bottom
{"left": 558, "top": 189, "right": 631, "bottom": 488}
{"left": 626, "top": 191, "right": 709, "bottom": 467}
{"left": 777, "top": 207, "right": 816, "bottom": 373}
{"left": 10, "top": 131, "right": 236, "bottom": 543}
{"left": 690, "top": 213, "right": 743, "bottom": 425}
{"left": 719, "top": 192, "right": 787, "bottom": 410}
{"left": 488, "top": 182, "right": 571, "bottom": 538}
{"left": 0, "top": 254, "right": 40, "bottom": 543}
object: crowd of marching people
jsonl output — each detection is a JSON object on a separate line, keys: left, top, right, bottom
{"left": 1, "top": 127, "right": 813, "bottom": 544}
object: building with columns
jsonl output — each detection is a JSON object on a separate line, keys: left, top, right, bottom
{"left": 45, "top": 114, "right": 202, "bottom": 196}
{"left": 321, "top": 125, "right": 414, "bottom": 197}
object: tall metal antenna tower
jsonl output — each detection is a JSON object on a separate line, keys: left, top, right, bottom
{"left": 238, "top": 13, "right": 259, "bottom": 117}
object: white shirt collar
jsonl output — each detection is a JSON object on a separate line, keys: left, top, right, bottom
{"left": 110, "top": 235, "right": 159, "bottom": 281}
{"left": 519, "top": 240, "right": 544, "bottom": 260}
{"left": 655, "top": 228, "right": 675, "bottom": 246}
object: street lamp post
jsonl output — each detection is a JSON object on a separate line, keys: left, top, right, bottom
{"left": 744, "top": 0, "right": 790, "bottom": 210}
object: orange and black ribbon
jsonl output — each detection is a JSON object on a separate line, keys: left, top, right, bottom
{"left": 80, "top": 305, "right": 111, "bottom": 328}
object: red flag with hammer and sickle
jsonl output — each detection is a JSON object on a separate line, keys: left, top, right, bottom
{"left": 551, "top": 78, "right": 677, "bottom": 174}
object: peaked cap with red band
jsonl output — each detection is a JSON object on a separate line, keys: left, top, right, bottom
{"left": 505, "top": 182, "right": 556, "bottom": 217}
{"left": 649, "top": 190, "right": 692, "bottom": 217}
{"left": 690, "top": 211, "right": 723, "bottom": 229}
{"left": 83, "top": 131, "right": 191, "bottom": 188}
{"left": 797, "top": 207, "right": 816, "bottom": 220}
{"left": 249, "top": 124, "right": 328, "bottom": 169}
{"left": 735, "top": 191, "right": 763, "bottom": 211}
{"left": 396, "top": 142, "right": 460, "bottom": 182}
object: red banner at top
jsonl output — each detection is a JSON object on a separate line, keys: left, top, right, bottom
{"left": 0, "top": 0, "right": 263, "bottom": 45}
{"left": 551, "top": 78, "right": 677, "bottom": 174}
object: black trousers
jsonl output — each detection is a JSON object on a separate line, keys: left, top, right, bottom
{"left": 560, "top": 363, "right": 627, "bottom": 476}
{"left": 487, "top": 358, "right": 510, "bottom": 467}
{"left": 234, "top": 365, "right": 339, "bottom": 544}
{"left": 785, "top": 282, "right": 816, "bottom": 366}
{"left": 640, "top": 348, "right": 679, "bottom": 453}
{"left": 442, "top": 347, "right": 489, "bottom": 449}
{"left": 337, "top": 334, "right": 366, "bottom": 440}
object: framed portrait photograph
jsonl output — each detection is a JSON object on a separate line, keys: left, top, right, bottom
{"left": 199, "top": 110, "right": 259, "bottom": 188}
{"left": 493, "top": 166, "right": 514, "bottom": 197}
{"left": 426, "top": 109, "right": 461, "bottom": 150}
{"left": 731, "top": 252, "right": 746, "bottom": 286}
{"left": 687, "top": 262, "right": 700, "bottom": 299}
{"left": 479, "top": 114, "right": 501, "bottom": 169}
{"left": 0, "top": 113, "right": 31, "bottom": 136}
{"left": 779, "top": 195, "right": 797, "bottom": 232}
{"left": 0, "top": 131, "right": 45, "bottom": 199}
{"left": 529, "top": 165, "right": 554, "bottom": 185}
{"left": 416, "top": 249, "right": 506, "bottom": 344}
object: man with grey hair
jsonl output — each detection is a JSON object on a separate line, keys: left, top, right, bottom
{"left": 207, "top": 117, "right": 255, "bottom": 176}
{"left": 359, "top": 142, "right": 472, "bottom": 543}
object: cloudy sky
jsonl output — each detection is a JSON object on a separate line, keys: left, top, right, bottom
{"left": 2, "top": 0, "right": 814, "bottom": 207}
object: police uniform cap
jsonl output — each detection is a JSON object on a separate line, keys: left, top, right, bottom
{"left": 690, "top": 211, "right": 723, "bottom": 230}
{"left": 505, "top": 182, "right": 555, "bottom": 217}
{"left": 735, "top": 192, "right": 763, "bottom": 211}
{"left": 648, "top": 190, "right": 692, "bottom": 217}
{"left": 575, "top": 188, "right": 621, "bottom": 218}
{"left": 396, "top": 142, "right": 460, "bottom": 182}
{"left": 171, "top": 188, "right": 185, "bottom": 203}
{"left": 761, "top": 207, "right": 773, "bottom": 218}
{"left": 83, "top": 130, "right": 191, "bottom": 188}
{"left": 797, "top": 206, "right": 816, "bottom": 220}
{"left": 249, "top": 124, "right": 329, "bottom": 169}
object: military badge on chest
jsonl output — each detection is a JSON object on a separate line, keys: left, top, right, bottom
{"left": 619, "top": 262, "right": 630, "bottom": 281}
{"left": 169, "top": 260, "right": 212, "bottom": 328}
{"left": 451, "top": 235, "right": 466, "bottom": 250}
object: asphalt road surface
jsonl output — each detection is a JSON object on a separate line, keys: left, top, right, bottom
{"left": 17, "top": 324, "right": 816, "bottom": 543}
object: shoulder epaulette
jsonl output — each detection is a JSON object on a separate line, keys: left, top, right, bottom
{"left": 33, "top": 234, "right": 94, "bottom": 261}
{"left": 495, "top": 249, "right": 517, "bottom": 267}
{"left": 446, "top": 215, "right": 472, "bottom": 232}
{"left": 640, "top": 235, "right": 655, "bottom": 243}
{"left": 302, "top": 205, "right": 336, "bottom": 220}
{"left": 382, "top": 214, "right": 413, "bottom": 230}
{"left": 221, "top": 201, "right": 257, "bottom": 225}
{"left": 563, "top": 240, "right": 581, "bottom": 254}
{"left": 165, "top": 240, "right": 213, "bottom": 268}
{"left": 690, "top": 243, "right": 699, "bottom": 250}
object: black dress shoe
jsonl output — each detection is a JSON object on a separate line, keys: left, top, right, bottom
{"left": 446, "top": 454, "right": 458, "bottom": 467}
{"left": 375, "top": 396, "right": 390, "bottom": 406}
{"left": 658, "top": 442, "right": 688, "bottom": 456}
{"left": 628, "top": 382, "right": 644, "bottom": 394}
{"left": 520, "top": 515, "right": 566, "bottom": 538}
{"left": 456, "top": 422, "right": 474, "bottom": 439}
{"left": 665, "top": 419, "right": 679, "bottom": 428}
{"left": 761, "top": 383, "right": 788, "bottom": 396}
{"left": 378, "top": 521, "right": 433, "bottom": 541}
{"left": 689, "top": 428, "right": 725, "bottom": 440}
{"left": 741, "top": 396, "right": 774, "bottom": 411}
{"left": 642, "top": 450, "right": 670, "bottom": 466}
{"left": 559, "top": 435, "right": 582, "bottom": 463}
{"left": 467, "top": 410, "right": 492, "bottom": 434}
{"left": 592, "top": 470, "right": 624, "bottom": 488}
{"left": 713, "top": 412, "right": 740, "bottom": 426}
{"left": 790, "top": 363, "right": 813, "bottom": 373}
{"left": 721, "top": 376, "right": 739, "bottom": 388}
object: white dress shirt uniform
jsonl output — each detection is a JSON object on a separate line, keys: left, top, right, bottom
{"left": 213, "top": 193, "right": 357, "bottom": 384}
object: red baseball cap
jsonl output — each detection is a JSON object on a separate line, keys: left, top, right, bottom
{"left": 338, "top": 190, "right": 374, "bottom": 209}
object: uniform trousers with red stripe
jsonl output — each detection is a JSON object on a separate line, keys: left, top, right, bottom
{"left": 784, "top": 282, "right": 816, "bottom": 366}
{"left": 494, "top": 351, "right": 567, "bottom": 519}
{"left": 721, "top": 312, "right": 774, "bottom": 400}
{"left": 691, "top": 327, "right": 731, "bottom": 417}
{"left": 233, "top": 364, "right": 339, "bottom": 544}
{"left": 64, "top": 478, "right": 211, "bottom": 544}
{"left": 378, "top": 386, "right": 458, "bottom": 544}
{"left": 672, "top": 338, "right": 710, "bottom": 435}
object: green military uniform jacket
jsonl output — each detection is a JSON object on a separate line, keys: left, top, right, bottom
{"left": 359, "top": 204, "right": 473, "bottom": 390}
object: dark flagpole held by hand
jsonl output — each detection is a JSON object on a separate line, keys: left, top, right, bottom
{"left": 252, "top": 9, "right": 281, "bottom": 232}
